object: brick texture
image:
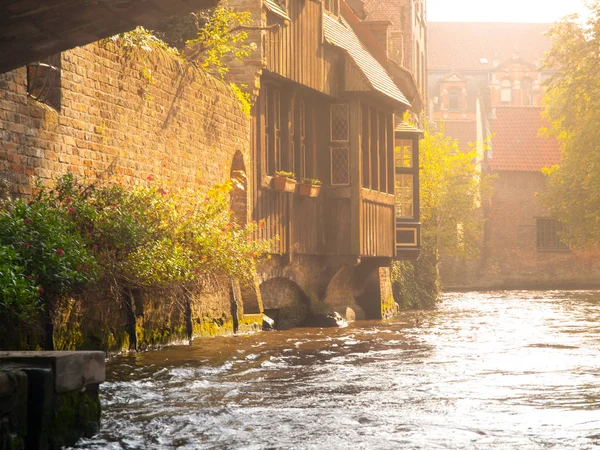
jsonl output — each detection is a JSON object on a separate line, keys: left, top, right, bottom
{"left": 0, "top": 39, "right": 256, "bottom": 350}
{"left": 0, "top": 40, "right": 251, "bottom": 196}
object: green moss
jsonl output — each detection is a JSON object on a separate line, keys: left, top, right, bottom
{"left": 392, "top": 245, "right": 439, "bottom": 310}
{"left": 237, "top": 314, "right": 263, "bottom": 334}
{"left": 49, "top": 388, "right": 101, "bottom": 449}
{"left": 380, "top": 293, "right": 397, "bottom": 320}
{"left": 191, "top": 316, "right": 235, "bottom": 338}
{"left": 134, "top": 322, "right": 189, "bottom": 350}
{"left": 53, "top": 325, "right": 84, "bottom": 351}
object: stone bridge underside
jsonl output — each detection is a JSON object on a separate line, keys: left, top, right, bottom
{"left": 0, "top": 0, "right": 219, "bottom": 74}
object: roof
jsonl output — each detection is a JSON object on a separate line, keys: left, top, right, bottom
{"left": 395, "top": 122, "right": 423, "bottom": 134}
{"left": 428, "top": 22, "right": 552, "bottom": 71}
{"left": 489, "top": 107, "right": 561, "bottom": 172}
{"left": 323, "top": 14, "right": 411, "bottom": 107}
{"left": 443, "top": 120, "right": 477, "bottom": 153}
{"left": 264, "top": 0, "right": 290, "bottom": 20}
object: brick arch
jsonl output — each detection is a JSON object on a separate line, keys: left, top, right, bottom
{"left": 230, "top": 150, "right": 248, "bottom": 225}
{"left": 259, "top": 277, "right": 311, "bottom": 329}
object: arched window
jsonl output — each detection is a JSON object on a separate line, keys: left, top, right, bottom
{"left": 521, "top": 77, "right": 533, "bottom": 106}
{"left": 501, "top": 79, "right": 512, "bottom": 105}
{"left": 230, "top": 151, "right": 248, "bottom": 225}
{"left": 448, "top": 87, "right": 462, "bottom": 111}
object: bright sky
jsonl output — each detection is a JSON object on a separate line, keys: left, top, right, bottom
{"left": 427, "top": 0, "right": 589, "bottom": 23}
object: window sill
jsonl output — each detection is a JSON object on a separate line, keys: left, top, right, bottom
{"left": 536, "top": 248, "right": 570, "bottom": 253}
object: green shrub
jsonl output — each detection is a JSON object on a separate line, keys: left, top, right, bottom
{"left": 55, "top": 174, "right": 271, "bottom": 289}
{"left": 0, "top": 244, "right": 39, "bottom": 322}
{"left": 391, "top": 244, "right": 439, "bottom": 310}
{"left": 0, "top": 194, "right": 97, "bottom": 305}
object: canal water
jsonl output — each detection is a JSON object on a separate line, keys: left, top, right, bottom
{"left": 74, "top": 291, "right": 600, "bottom": 449}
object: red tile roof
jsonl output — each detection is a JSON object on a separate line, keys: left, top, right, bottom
{"left": 428, "top": 23, "right": 552, "bottom": 71}
{"left": 489, "top": 107, "right": 561, "bottom": 172}
{"left": 442, "top": 120, "right": 477, "bottom": 154}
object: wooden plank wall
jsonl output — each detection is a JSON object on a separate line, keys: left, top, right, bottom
{"left": 256, "top": 188, "right": 290, "bottom": 255}
{"left": 325, "top": 198, "right": 352, "bottom": 255}
{"left": 360, "top": 198, "right": 394, "bottom": 257}
{"left": 266, "top": 0, "right": 327, "bottom": 93}
{"left": 291, "top": 196, "right": 322, "bottom": 254}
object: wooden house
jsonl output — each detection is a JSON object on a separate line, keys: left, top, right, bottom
{"left": 225, "top": 0, "right": 422, "bottom": 321}
{"left": 232, "top": 0, "right": 420, "bottom": 263}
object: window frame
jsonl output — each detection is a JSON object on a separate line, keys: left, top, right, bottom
{"left": 448, "top": 87, "right": 462, "bottom": 111}
{"left": 536, "top": 217, "right": 569, "bottom": 251}
{"left": 501, "top": 79, "right": 513, "bottom": 105}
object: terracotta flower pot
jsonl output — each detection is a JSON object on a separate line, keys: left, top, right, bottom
{"left": 273, "top": 176, "right": 296, "bottom": 193}
{"left": 298, "top": 183, "right": 321, "bottom": 198}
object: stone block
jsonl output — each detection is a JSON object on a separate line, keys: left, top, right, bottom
{"left": 0, "top": 351, "right": 105, "bottom": 393}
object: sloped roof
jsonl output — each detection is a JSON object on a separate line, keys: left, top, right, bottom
{"left": 264, "top": 0, "right": 290, "bottom": 20}
{"left": 428, "top": 22, "right": 552, "bottom": 71}
{"left": 442, "top": 120, "right": 477, "bottom": 154}
{"left": 395, "top": 122, "right": 423, "bottom": 134}
{"left": 323, "top": 14, "right": 411, "bottom": 107}
{"left": 489, "top": 107, "right": 561, "bottom": 172}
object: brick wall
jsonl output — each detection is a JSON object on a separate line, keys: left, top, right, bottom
{"left": 0, "top": 39, "right": 257, "bottom": 350}
{"left": 0, "top": 40, "right": 251, "bottom": 196}
{"left": 442, "top": 171, "right": 600, "bottom": 288}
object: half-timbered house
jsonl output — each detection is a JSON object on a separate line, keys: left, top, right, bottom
{"left": 228, "top": 0, "right": 422, "bottom": 324}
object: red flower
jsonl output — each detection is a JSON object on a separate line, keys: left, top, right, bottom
{"left": 147, "top": 175, "right": 154, "bottom": 181}
{"left": 24, "top": 219, "right": 32, "bottom": 225}
{"left": 92, "top": 244, "right": 98, "bottom": 250}
{"left": 76, "top": 265, "right": 82, "bottom": 271}
{"left": 27, "top": 275, "right": 33, "bottom": 280}
{"left": 39, "top": 287, "right": 44, "bottom": 294}
{"left": 56, "top": 249, "right": 65, "bottom": 257}
{"left": 23, "top": 242, "right": 30, "bottom": 248}
{"left": 65, "top": 197, "right": 72, "bottom": 204}
{"left": 68, "top": 208, "right": 75, "bottom": 215}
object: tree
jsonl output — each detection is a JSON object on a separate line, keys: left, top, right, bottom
{"left": 541, "top": 2, "right": 600, "bottom": 247}
{"left": 392, "top": 122, "right": 489, "bottom": 309}
{"left": 419, "top": 122, "right": 488, "bottom": 260}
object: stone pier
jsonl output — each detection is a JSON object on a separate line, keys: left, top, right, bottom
{"left": 0, "top": 351, "right": 105, "bottom": 450}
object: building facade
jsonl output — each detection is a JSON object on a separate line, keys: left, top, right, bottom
{"left": 428, "top": 22, "right": 600, "bottom": 288}
{"left": 0, "top": 0, "right": 428, "bottom": 349}
{"left": 226, "top": 0, "right": 424, "bottom": 323}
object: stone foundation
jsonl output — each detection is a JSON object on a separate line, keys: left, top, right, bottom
{"left": 0, "top": 351, "right": 105, "bottom": 450}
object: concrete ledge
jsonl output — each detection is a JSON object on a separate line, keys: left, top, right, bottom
{"left": 0, "top": 351, "right": 105, "bottom": 394}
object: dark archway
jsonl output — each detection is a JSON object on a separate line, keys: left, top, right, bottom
{"left": 260, "top": 277, "right": 311, "bottom": 329}
{"left": 230, "top": 150, "right": 248, "bottom": 225}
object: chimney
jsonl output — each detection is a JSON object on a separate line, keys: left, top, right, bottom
{"left": 362, "top": 20, "right": 393, "bottom": 59}
{"left": 346, "top": 0, "right": 367, "bottom": 19}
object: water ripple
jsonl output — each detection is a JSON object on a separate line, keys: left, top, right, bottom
{"left": 73, "top": 290, "right": 600, "bottom": 449}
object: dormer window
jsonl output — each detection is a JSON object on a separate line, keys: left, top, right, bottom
{"left": 324, "top": 0, "right": 339, "bottom": 16}
{"left": 501, "top": 79, "right": 513, "bottom": 105}
{"left": 521, "top": 77, "right": 533, "bottom": 106}
{"left": 448, "top": 87, "right": 462, "bottom": 111}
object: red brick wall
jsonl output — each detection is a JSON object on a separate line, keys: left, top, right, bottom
{"left": 0, "top": 40, "right": 256, "bottom": 350}
{"left": 443, "top": 171, "right": 600, "bottom": 288}
{"left": 0, "top": 40, "right": 251, "bottom": 196}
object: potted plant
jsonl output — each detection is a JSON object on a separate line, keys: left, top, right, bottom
{"left": 273, "top": 170, "right": 297, "bottom": 193}
{"left": 298, "top": 178, "right": 322, "bottom": 198}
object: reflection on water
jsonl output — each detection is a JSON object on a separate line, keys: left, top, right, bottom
{"left": 74, "top": 291, "right": 600, "bottom": 449}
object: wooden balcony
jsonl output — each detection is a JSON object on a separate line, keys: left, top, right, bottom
{"left": 359, "top": 189, "right": 395, "bottom": 257}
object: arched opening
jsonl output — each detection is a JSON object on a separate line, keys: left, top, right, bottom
{"left": 260, "top": 277, "right": 311, "bottom": 329}
{"left": 501, "top": 79, "right": 513, "bottom": 105}
{"left": 448, "top": 87, "right": 462, "bottom": 111}
{"left": 230, "top": 150, "right": 248, "bottom": 225}
{"left": 521, "top": 77, "right": 533, "bottom": 106}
